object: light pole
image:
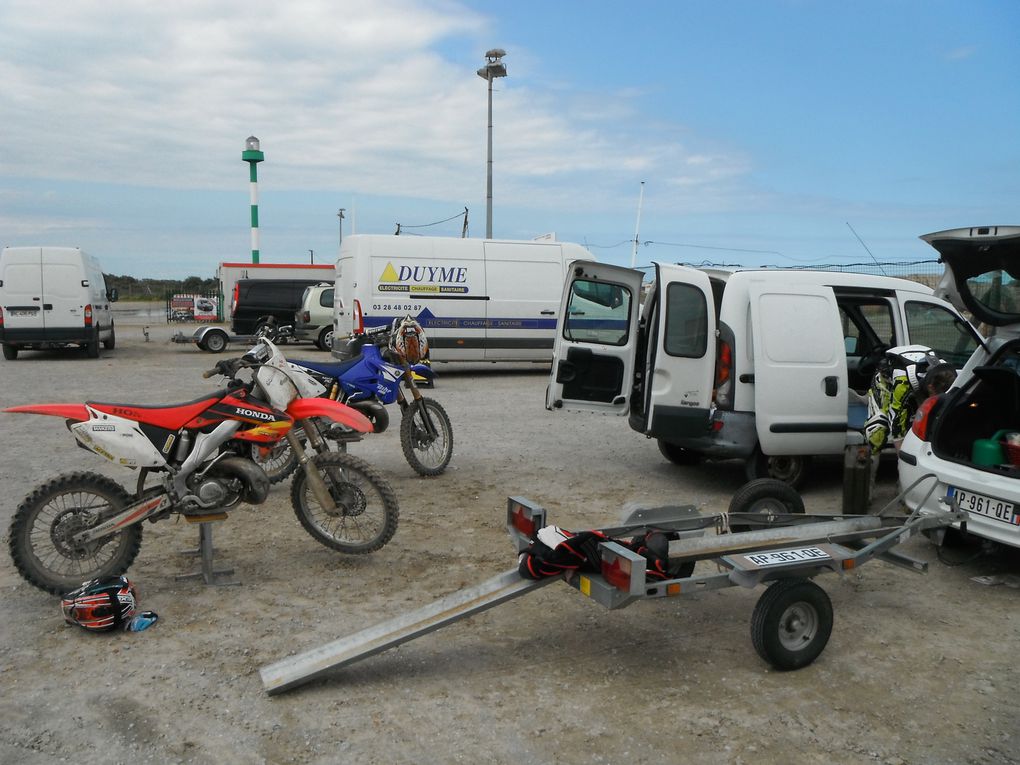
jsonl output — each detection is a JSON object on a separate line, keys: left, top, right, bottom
{"left": 476, "top": 48, "right": 507, "bottom": 240}
{"left": 241, "top": 136, "right": 264, "bottom": 264}
{"left": 337, "top": 208, "right": 346, "bottom": 250}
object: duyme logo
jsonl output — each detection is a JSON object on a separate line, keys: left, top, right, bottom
{"left": 378, "top": 262, "right": 470, "bottom": 294}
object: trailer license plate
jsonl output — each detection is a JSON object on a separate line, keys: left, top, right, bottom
{"left": 949, "top": 487, "right": 1018, "bottom": 525}
{"left": 740, "top": 547, "right": 832, "bottom": 568}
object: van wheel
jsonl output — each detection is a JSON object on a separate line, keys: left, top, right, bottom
{"left": 103, "top": 325, "right": 116, "bottom": 350}
{"left": 2, "top": 344, "right": 18, "bottom": 360}
{"left": 85, "top": 337, "right": 100, "bottom": 359}
{"left": 657, "top": 439, "right": 703, "bottom": 466}
{"left": 745, "top": 449, "right": 810, "bottom": 490}
{"left": 317, "top": 326, "right": 334, "bottom": 352}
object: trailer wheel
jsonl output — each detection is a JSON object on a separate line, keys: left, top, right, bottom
{"left": 751, "top": 578, "right": 833, "bottom": 671}
{"left": 203, "top": 329, "right": 229, "bottom": 354}
{"left": 728, "top": 478, "right": 804, "bottom": 533}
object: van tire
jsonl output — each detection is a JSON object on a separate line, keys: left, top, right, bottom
{"left": 728, "top": 478, "right": 805, "bottom": 533}
{"left": 103, "top": 325, "right": 116, "bottom": 350}
{"left": 2, "top": 344, "right": 17, "bottom": 360}
{"left": 85, "top": 336, "right": 100, "bottom": 359}
{"left": 745, "top": 449, "right": 810, "bottom": 489}
{"left": 657, "top": 440, "right": 703, "bottom": 466}
{"left": 317, "top": 326, "right": 334, "bottom": 352}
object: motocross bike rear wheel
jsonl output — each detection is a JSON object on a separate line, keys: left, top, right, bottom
{"left": 8, "top": 472, "right": 143, "bottom": 595}
{"left": 399, "top": 397, "right": 453, "bottom": 477}
{"left": 290, "top": 452, "right": 399, "bottom": 554}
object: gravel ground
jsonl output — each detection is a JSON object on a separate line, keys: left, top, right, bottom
{"left": 0, "top": 303, "right": 1018, "bottom": 765}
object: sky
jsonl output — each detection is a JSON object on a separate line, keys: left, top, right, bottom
{"left": 1, "top": 0, "right": 1018, "bottom": 279}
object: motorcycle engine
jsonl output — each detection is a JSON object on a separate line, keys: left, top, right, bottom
{"left": 185, "top": 475, "right": 242, "bottom": 510}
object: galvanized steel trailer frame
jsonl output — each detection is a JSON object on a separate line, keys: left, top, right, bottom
{"left": 261, "top": 474, "right": 959, "bottom": 695}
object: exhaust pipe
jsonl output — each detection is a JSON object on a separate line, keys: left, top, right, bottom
{"left": 350, "top": 400, "right": 390, "bottom": 433}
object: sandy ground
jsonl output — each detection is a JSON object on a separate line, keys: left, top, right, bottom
{"left": 0, "top": 304, "right": 1018, "bottom": 765}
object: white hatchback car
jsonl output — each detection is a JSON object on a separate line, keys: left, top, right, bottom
{"left": 899, "top": 225, "right": 1020, "bottom": 549}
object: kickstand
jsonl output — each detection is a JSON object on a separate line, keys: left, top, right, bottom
{"left": 176, "top": 520, "right": 240, "bottom": 587}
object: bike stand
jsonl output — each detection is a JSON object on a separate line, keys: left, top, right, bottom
{"left": 175, "top": 514, "right": 240, "bottom": 587}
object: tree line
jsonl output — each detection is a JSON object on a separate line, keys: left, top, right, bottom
{"left": 104, "top": 273, "right": 219, "bottom": 300}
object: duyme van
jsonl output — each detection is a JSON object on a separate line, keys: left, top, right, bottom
{"left": 0, "top": 246, "right": 118, "bottom": 360}
{"left": 545, "top": 261, "right": 981, "bottom": 487}
{"left": 334, "top": 235, "right": 595, "bottom": 361}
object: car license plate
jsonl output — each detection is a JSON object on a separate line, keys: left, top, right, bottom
{"left": 9, "top": 309, "right": 36, "bottom": 316}
{"left": 949, "top": 487, "right": 1019, "bottom": 525}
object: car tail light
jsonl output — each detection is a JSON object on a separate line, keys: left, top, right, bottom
{"left": 353, "top": 299, "right": 364, "bottom": 334}
{"left": 301, "top": 310, "right": 310, "bottom": 323}
{"left": 911, "top": 395, "right": 941, "bottom": 441}
{"left": 231, "top": 284, "right": 240, "bottom": 317}
{"left": 84, "top": 304, "right": 93, "bottom": 327}
{"left": 714, "top": 339, "right": 733, "bottom": 409}
{"left": 0, "top": 306, "right": 4, "bottom": 328}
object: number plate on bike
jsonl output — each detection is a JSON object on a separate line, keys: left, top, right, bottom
{"left": 948, "top": 487, "right": 1018, "bottom": 525}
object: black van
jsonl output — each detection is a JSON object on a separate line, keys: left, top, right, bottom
{"left": 230, "top": 279, "right": 323, "bottom": 336}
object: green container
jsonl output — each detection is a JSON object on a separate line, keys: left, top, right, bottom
{"left": 971, "top": 429, "right": 1013, "bottom": 466}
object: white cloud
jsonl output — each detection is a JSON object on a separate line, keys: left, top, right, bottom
{"left": 0, "top": 0, "right": 751, "bottom": 217}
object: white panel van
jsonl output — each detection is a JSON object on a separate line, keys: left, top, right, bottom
{"left": 0, "top": 247, "right": 117, "bottom": 360}
{"left": 546, "top": 260, "right": 982, "bottom": 487}
{"left": 334, "top": 235, "right": 595, "bottom": 361}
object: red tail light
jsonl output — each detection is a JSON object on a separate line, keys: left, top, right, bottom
{"left": 714, "top": 340, "right": 733, "bottom": 409}
{"left": 353, "top": 299, "right": 364, "bottom": 334}
{"left": 602, "top": 554, "right": 633, "bottom": 592}
{"left": 231, "top": 284, "right": 240, "bottom": 317}
{"left": 84, "top": 304, "right": 93, "bottom": 327}
{"left": 0, "top": 306, "right": 4, "bottom": 328}
{"left": 301, "top": 310, "right": 310, "bottom": 323}
{"left": 911, "top": 395, "right": 940, "bottom": 441}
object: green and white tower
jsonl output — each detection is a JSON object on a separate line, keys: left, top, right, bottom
{"left": 242, "top": 136, "right": 265, "bottom": 264}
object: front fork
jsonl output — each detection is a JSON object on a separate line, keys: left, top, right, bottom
{"left": 287, "top": 419, "right": 339, "bottom": 511}
{"left": 397, "top": 371, "right": 438, "bottom": 439}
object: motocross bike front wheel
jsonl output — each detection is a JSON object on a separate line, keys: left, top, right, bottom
{"left": 8, "top": 472, "right": 143, "bottom": 595}
{"left": 399, "top": 397, "right": 453, "bottom": 477}
{"left": 290, "top": 452, "right": 399, "bottom": 554}
{"left": 249, "top": 426, "right": 303, "bottom": 485}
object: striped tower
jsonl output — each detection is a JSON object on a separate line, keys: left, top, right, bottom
{"left": 242, "top": 136, "right": 265, "bottom": 264}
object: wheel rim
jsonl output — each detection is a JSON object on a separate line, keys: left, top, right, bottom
{"left": 410, "top": 405, "right": 450, "bottom": 470}
{"left": 251, "top": 441, "right": 295, "bottom": 477}
{"left": 768, "top": 456, "right": 803, "bottom": 483}
{"left": 746, "top": 497, "right": 789, "bottom": 522}
{"left": 777, "top": 600, "right": 819, "bottom": 650}
{"left": 302, "top": 462, "right": 389, "bottom": 545}
{"left": 31, "top": 490, "right": 123, "bottom": 579}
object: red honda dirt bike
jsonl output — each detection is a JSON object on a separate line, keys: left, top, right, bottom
{"left": 5, "top": 339, "right": 399, "bottom": 595}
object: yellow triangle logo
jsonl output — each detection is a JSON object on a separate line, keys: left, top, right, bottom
{"left": 379, "top": 262, "right": 400, "bottom": 282}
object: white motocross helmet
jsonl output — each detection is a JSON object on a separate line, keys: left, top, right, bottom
{"left": 883, "top": 344, "right": 941, "bottom": 394}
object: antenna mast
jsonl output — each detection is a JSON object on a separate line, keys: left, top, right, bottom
{"left": 631, "top": 181, "right": 645, "bottom": 268}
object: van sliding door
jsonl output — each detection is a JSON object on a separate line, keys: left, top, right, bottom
{"left": 749, "top": 283, "right": 847, "bottom": 456}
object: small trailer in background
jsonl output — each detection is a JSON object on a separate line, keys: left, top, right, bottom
{"left": 260, "top": 476, "right": 960, "bottom": 695}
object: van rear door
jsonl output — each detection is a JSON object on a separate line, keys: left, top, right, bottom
{"left": 546, "top": 262, "right": 643, "bottom": 415}
{"left": 1, "top": 247, "right": 44, "bottom": 334}
{"left": 638, "top": 263, "right": 716, "bottom": 438}
{"left": 43, "top": 249, "right": 89, "bottom": 330}
{"left": 748, "top": 282, "right": 848, "bottom": 455}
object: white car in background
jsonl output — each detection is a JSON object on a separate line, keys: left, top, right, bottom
{"left": 899, "top": 225, "right": 1020, "bottom": 549}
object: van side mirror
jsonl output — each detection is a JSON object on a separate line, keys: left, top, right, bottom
{"left": 107, "top": 288, "right": 119, "bottom": 303}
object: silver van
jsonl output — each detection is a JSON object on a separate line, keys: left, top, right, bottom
{"left": 294, "top": 283, "right": 336, "bottom": 351}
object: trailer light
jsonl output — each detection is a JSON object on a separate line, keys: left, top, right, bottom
{"left": 842, "top": 559, "right": 856, "bottom": 570}
{"left": 508, "top": 500, "right": 537, "bottom": 538}
{"left": 667, "top": 583, "right": 682, "bottom": 596}
{"left": 602, "top": 555, "right": 632, "bottom": 592}
{"left": 84, "top": 304, "right": 93, "bottom": 326}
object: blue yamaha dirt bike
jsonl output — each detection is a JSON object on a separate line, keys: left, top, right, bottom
{"left": 251, "top": 326, "right": 453, "bottom": 480}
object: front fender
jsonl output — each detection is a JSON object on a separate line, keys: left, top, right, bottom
{"left": 4, "top": 403, "right": 90, "bottom": 421}
{"left": 409, "top": 363, "right": 434, "bottom": 380}
{"left": 287, "top": 398, "right": 374, "bottom": 433}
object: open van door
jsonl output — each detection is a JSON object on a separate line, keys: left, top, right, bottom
{"left": 748, "top": 282, "right": 848, "bottom": 456}
{"left": 546, "top": 261, "right": 643, "bottom": 415}
{"left": 637, "top": 263, "right": 716, "bottom": 438}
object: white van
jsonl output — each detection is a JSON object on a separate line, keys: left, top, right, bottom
{"left": 0, "top": 246, "right": 118, "bottom": 360}
{"left": 545, "top": 261, "right": 981, "bottom": 487}
{"left": 334, "top": 235, "right": 595, "bottom": 361}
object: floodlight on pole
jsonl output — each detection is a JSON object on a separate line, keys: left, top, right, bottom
{"left": 241, "top": 136, "right": 265, "bottom": 264}
{"left": 477, "top": 48, "right": 507, "bottom": 240}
